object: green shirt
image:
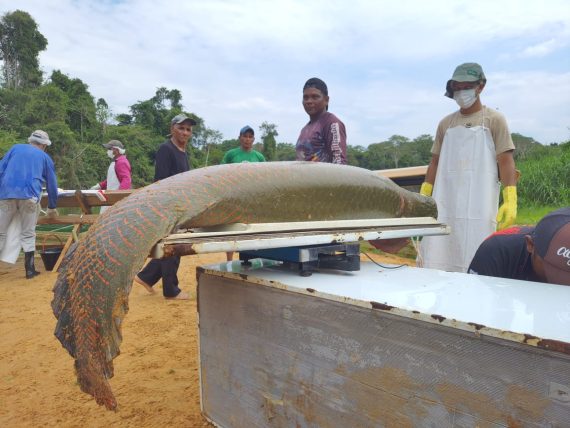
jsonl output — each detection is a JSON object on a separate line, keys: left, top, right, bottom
{"left": 221, "top": 147, "right": 266, "bottom": 164}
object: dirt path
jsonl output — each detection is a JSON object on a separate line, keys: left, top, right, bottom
{"left": 0, "top": 250, "right": 411, "bottom": 427}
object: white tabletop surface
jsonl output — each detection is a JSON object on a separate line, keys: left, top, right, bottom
{"left": 208, "top": 261, "right": 570, "bottom": 343}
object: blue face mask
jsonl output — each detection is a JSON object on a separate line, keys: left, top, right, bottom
{"left": 107, "top": 149, "right": 115, "bottom": 159}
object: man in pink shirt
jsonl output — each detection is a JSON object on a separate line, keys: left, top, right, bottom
{"left": 91, "top": 139, "right": 132, "bottom": 191}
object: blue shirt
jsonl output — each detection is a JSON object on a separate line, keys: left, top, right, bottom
{"left": 0, "top": 144, "right": 58, "bottom": 208}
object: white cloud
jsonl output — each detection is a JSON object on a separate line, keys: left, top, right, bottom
{"left": 3, "top": 0, "right": 570, "bottom": 145}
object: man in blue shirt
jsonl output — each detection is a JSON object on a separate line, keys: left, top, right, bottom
{"left": 0, "top": 130, "right": 59, "bottom": 278}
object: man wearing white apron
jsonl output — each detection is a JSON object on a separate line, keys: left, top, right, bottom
{"left": 419, "top": 63, "right": 518, "bottom": 272}
{"left": 90, "top": 140, "right": 132, "bottom": 213}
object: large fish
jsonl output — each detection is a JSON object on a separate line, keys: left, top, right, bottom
{"left": 51, "top": 161, "right": 436, "bottom": 410}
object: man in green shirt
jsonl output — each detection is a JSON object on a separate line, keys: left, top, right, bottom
{"left": 221, "top": 126, "right": 266, "bottom": 164}
{"left": 221, "top": 126, "right": 265, "bottom": 261}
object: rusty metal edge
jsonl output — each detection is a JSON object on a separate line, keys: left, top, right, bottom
{"left": 199, "top": 268, "right": 570, "bottom": 358}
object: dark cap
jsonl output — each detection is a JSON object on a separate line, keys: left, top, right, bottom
{"left": 102, "top": 139, "right": 124, "bottom": 149}
{"left": 240, "top": 125, "right": 254, "bottom": 135}
{"left": 445, "top": 62, "right": 487, "bottom": 98}
{"left": 303, "top": 77, "right": 328, "bottom": 96}
{"left": 534, "top": 207, "right": 570, "bottom": 286}
{"left": 171, "top": 114, "right": 197, "bottom": 126}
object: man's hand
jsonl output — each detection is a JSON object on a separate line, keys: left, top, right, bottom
{"left": 419, "top": 182, "right": 433, "bottom": 197}
{"left": 90, "top": 183, "right": 101, "bottom": 190}
{"left": 369, "top": 238, "right": 410, "bottom": 254}
{"left": 46, "top": 208, "right": 59, "bottom": 218}
{"left": 496, "top": 186, "right": 517, "bottom": 230}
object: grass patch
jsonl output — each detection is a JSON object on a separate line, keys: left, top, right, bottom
{"left": 516, "top": 205, "right": 564, "bottom": 226}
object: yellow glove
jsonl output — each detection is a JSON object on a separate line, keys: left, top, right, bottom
{"left": 419, "top": 182, "right": 433, "bottom": 197}
{"left": 496, "top": 186, "right": 517, "bottom": 230}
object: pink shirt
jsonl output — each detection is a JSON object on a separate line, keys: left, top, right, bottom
{"left": 100, "top": 155, "right": 132, "bottom": 190}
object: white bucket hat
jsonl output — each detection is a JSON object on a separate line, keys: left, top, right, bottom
{"left": 28, "top": 130, "right": 52, "bottom": 146}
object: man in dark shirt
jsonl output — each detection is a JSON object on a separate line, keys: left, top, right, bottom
{"left": 468, "top": 207, "right": 570, "bottom": 286}
{"left": 134, "top": 114, "right": 196, "bottom": 299}
{"left": 296, "top": 77, "right": 347, "bottom": 164}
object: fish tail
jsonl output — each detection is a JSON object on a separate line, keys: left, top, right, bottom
{"left": 75, "top": 358, "right": 117, "bottom": 410}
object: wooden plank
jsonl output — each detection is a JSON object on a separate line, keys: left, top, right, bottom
{"left": 375, "top": 165, "right": 428, "bottom": 179}
{"left": 74, "top": 190, "right": 92, "bottom": 214}
{"left": 37, "top": 214, "right": 98, "bottom": 225}
{"left": 40, "top": 190, "right": 132, "bottom": 208}
{"left": 52, "top": 224, "right": 79, "bottom": 272}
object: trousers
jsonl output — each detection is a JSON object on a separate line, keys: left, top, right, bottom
{"left": 0, "top": 199, "right": 40, "bottom": 253}
{"left": 137, "top": 256, "right": 182, "bottom": 298}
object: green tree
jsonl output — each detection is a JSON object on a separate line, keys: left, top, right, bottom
{"left": 385, "top": 135, "right": 410, "bottom": 169}
{"left": 275, "top": 142, "right": 296, "bottom": 161}
{"left": 0, "top": 87, "right": 30, "bottom": 134}
{"left": 347, "top": 145, "right": 367, "bottom": 167}
{"left": 43, "top": 121, "right": 80, "bottom": 188}
{"left": 129, "top": 87, "right": 186, "bottom": 135}
{"left": 195, "top": 127, "right": 223, "bottom": 167}
{"left": 364, "top": 142, "right": 392, "bottom": 170}
{"left": 49, "top": 70, "right": 97, "bottom": 144}
{"left": 511, "top": 133, "right": 539, "bottom": 160}
{"left": 0, "top": 129, "right": 20, "bottom": 156}
{"left": 260, "top": 121, "right": 278, "bottom": 161}
{"left": 23, "top": 84, "right": 67, "bottom": 126}
{"left": 115, "top": 113, "right": 133, "bottom": 126}
{"left": 96, "top": 98, "right": 112, "bottom": 136}
{"left": 0, "top": 10, "right": 47, "bottom": 89}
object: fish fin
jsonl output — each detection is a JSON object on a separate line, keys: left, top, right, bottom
{"left": 52, "top": 243, "right": 79, "bottom": 357}
{"left": 75, "top": 359, "right": 117, "bottom": 411}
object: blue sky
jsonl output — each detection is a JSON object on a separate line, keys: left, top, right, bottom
{"left": 4, "top": 0, "right": 570, "bottom": 146}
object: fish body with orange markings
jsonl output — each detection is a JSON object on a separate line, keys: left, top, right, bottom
{"left": 51, "top": 161, "right": 436, "bottom": 410}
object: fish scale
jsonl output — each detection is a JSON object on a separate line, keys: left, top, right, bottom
{"left": 52, "top": 161, "right": 437, "bottom": 410}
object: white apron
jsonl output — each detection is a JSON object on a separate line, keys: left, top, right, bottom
{"left": 419, "top": 122, "right": 500, "bottom": 272}
{"left": 100, "top": 161, "right": 120, "bottom": 214}
{"left": 106, "top": 161, "right": 120, "bottom": 190}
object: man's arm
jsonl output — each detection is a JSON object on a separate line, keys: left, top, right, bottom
{"left": 424, "top": 154, "right": 439, "bottom": 185}
{"left": 115, "top": 158, "right": 132, "bottom": 189}
{"left": 419, "top": 154, "right": 439, "bottom": 196}
{"left": 45, "top": 158, "right": 59, "bottom": 209}
{"left": 497, "top": 150, "right": 516, "bottom": 186}
{"left": 496, "top": 150, "right": 517, "bottom": 229}
{"left": 328, "top": 121, "right": 347, "bottom": 165}
{"left": 0, "top": 148, "right": 13, "bottom": 175}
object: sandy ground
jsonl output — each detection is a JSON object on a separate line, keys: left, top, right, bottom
{"left": 0, "top": 250, "right": 411, "bottom": 428}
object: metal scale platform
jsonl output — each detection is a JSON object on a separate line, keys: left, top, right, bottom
{"left": 239, "top": 242, "right": 361, "bottom": 276}
{"left": 151, "top": 217, "right": 449, "bottom": 276}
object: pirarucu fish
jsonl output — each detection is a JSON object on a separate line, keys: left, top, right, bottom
{"left": 52, "top": 161, "right": 436, "bottom": 410}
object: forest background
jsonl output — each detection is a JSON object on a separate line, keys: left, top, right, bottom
{"left": 1, "top": 10, "right": 568, "bottom": 214}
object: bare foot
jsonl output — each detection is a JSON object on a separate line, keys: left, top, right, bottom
{"left": 165, "top": 291, "right": 190, "bottom": 300}
{"left": 134, "top": 275, "right": 155, "bottom": 294}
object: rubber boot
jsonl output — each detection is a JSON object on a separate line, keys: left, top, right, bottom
{"left": 25, "top": 251, "right": 40, "bottom": 279}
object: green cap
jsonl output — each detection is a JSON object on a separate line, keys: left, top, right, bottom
{"left": 445, "top": 62, "right": 487, "bottom": 98}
